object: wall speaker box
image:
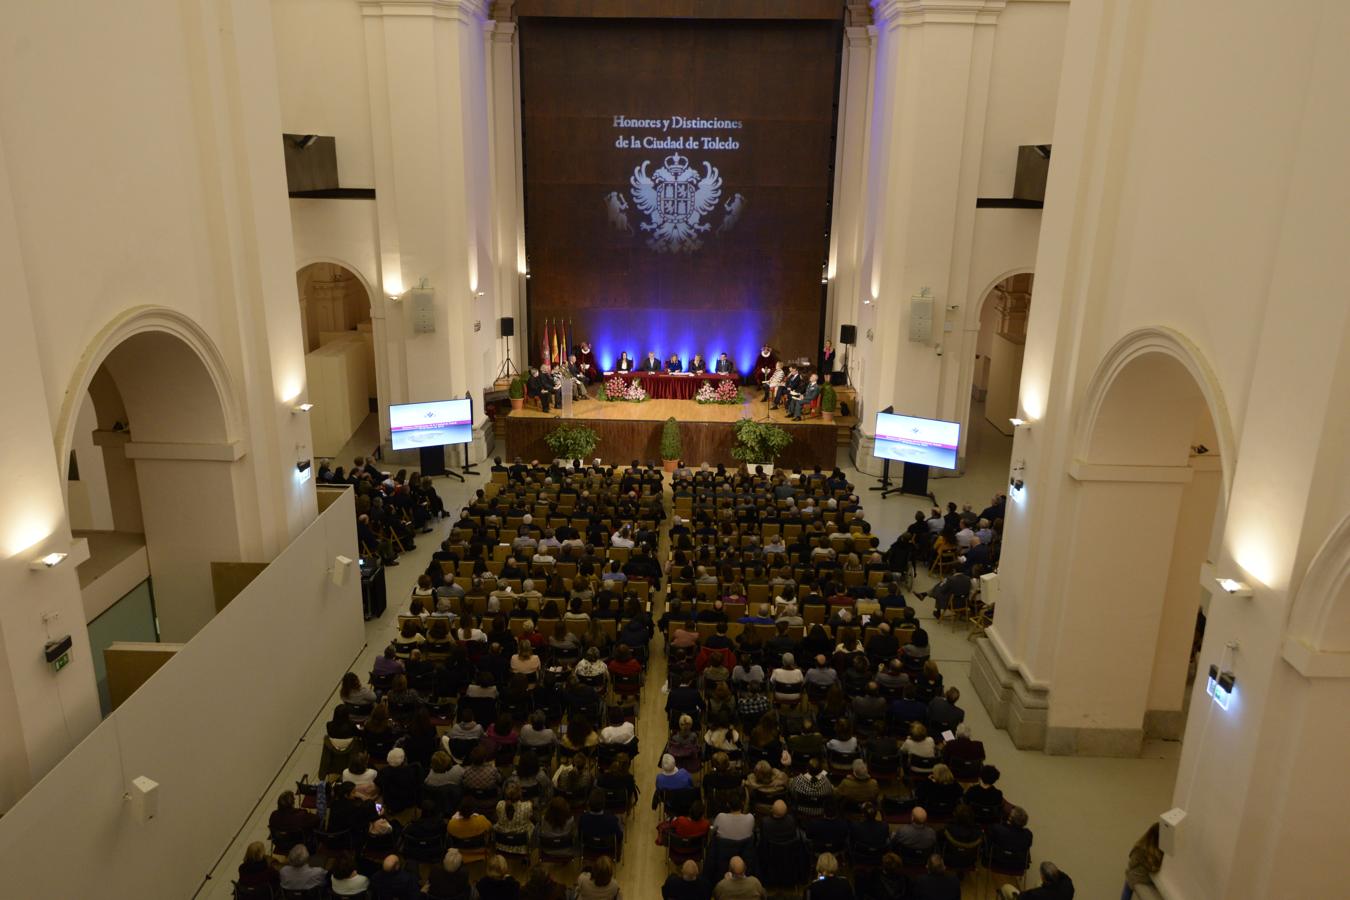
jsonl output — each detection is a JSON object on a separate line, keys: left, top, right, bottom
{"left": 410, "top": 289, "right": 436, "bottom": 335}
{"left": 840, "top": 324, "right": 857, "bottom": 345}
{"left": 829, "top": 372, "right": 847, "bottom": 386}
{"left": 909, "top": 297, "right": 934, "bottom": 342}
{"left": 500, "top": 317, "right": 515, "bottom": 337}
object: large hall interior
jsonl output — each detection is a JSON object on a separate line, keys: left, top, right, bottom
{"left": 0, "top": 1, "right": 1346, "bottom": 899}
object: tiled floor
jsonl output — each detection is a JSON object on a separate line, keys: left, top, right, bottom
{"left": 198, "top": 403, "right": 1180, "bottom": 899}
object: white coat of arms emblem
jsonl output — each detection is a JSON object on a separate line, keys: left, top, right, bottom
{"left": 628, "top": 153, "right": 724, "bottom": 253}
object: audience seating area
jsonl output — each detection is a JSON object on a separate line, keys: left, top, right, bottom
{"left": 230, "top": 462, "right": 1064, "bottom": 900}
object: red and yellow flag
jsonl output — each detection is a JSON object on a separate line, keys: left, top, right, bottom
{"left": 550, "top": 320, "right": 559, "bottom": 365}
{"left": 540, "top": 320, "right": 550, "bottom": 366}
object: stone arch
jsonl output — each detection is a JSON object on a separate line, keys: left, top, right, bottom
{"left": 969, "top": 265, "right": 1035, "bottom": 329}
{"left": 1287, "top": 514, "right": 1350, "bottom": 657}
{"left": 1073, "top": 326, "right": 1235, "bottom": 498}
{"left": 55, "top": 306, "right": 243, "bottom": 482}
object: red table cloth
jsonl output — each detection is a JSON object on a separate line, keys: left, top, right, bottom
{"left": 602, "top": 371, "right": 739, "bottom": 400}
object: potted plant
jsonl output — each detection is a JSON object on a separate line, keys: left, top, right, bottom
{"left": 820, "top": 384, "right": 837, "bottom": 423}
{"left": 730, "top": 417, "right": 792, "bottom": 474}
{"left": 544, "top": 423, "right": 599, "bottom": 462}
{"left": 508, "top": 376, "right": 526, "bottom": 410}
{"left": 660, "top": 417, "right": 682, "bottom": 473}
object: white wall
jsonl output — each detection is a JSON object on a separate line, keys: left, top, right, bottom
{"left": 0, "top": 490, "right": 363, "bottom": 898}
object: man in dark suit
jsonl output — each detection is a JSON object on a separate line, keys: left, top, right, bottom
{"left": 910, "top": 855, "right": 961, "bottom": 900}
{"left": 641, "top": 351, "right": 662, "bottom": 372}
{"left": 774, "top": 366, "right": 801, "bottom": 408}
{"left": 715, "top": 352, "right": 735, "bottom": 374}
{"left": 788, "top": 373, "right": 821, "bottom": 420}
{"left": 565, "top": 354, "right": 590, "bottom": 399}
{"left": 529, "top": 364, "right": 561, "bottom": 412}
{"left": 369, "top": 855, "right": 421, "bottom": 900}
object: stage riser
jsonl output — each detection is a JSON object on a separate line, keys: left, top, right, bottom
{"left": 506, "top": 417, "right": 837, "bottom": 469}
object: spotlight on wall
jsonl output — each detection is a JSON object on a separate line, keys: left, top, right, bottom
{"left": 1191, "top": 444, "right": 1210, "bottom": 455}
{"left": 1009, "top": 417, "right": 1027, "bottom": 428}
{"left": 296, "top": 459, "right": 312, "bottom": 474}
{"left": 1205, "top": 664, "right": 1237, "bottom": 710}
{"left": 294, "top": 134, "right": 319, "bottom": 150}
{"left": 30, "top": 551, "right": 69, "bottom": 571}
{"left": 292, "top": 402, "right": 314, "bottom": 414}
{"left": 1214, "top": 577, "right": 1253, "bottom": 598}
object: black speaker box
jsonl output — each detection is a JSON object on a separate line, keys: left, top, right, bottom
{"left": 830, "top": 372, "right": 847, "bottom": 386}
{"left": 500, "top": 317, "right": 515, "bottom": 337}
{"left": 840, "top": 324, "right": 857, "bottom": 345}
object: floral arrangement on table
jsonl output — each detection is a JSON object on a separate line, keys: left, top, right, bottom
{"left": 695, "top": 378, "right": 741, "bottom": 404}
{"left": 599, "top": 375, "right": 648, "bottom": 402}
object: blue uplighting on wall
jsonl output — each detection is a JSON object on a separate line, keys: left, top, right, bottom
{"left": 581, "top": 307, "right": 771, "bottom": 377}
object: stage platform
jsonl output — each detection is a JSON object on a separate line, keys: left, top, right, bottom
{"left": 504, "top": 394, "right": 840, "bottom": 469}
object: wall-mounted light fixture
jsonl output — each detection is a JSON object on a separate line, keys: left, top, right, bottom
{"left": 292, "top": 402, "right": 313, "bottom": 414}
{"left": 1009, "top": 417, "right": 1027, "bottom": 428}
{"left": 1205, "top": 664, "right": 1237, "bottom": 710}
{"left": 30, "top": 551, "right": 69, "bottom": 571}
{"left": 1213, "top": 577, "right": 1253, "bottom": 598}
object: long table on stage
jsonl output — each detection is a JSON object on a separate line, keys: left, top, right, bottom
{"left": 602, "top": 371, "right": 737, "bottom": 400}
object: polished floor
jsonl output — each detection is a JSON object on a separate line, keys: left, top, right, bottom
{"left": 199, "top": 403, "right": 1180, "bottom": 899}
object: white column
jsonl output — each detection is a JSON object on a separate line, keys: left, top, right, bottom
{"left": 0, "top": 138, "right": 101, "bottom": 810}
{"left": 486, "top": 14, "right": 526, "bottom": 385}
{"left": 851, "top": 0, "right": 1005, "bottom": 475}
{"left": 823, "top": 23, "right": 876, "bottom": 375}
{"left": 361, "top": 0, "right": 497, "bottom": 462}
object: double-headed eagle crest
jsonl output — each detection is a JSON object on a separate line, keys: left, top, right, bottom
{"left": 628, "top": 153, "right": 724, "bottom": 253}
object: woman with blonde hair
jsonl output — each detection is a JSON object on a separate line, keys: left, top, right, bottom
{"left": 236, "top": 841, "right": 278, "bottom": 889}
{"left": 476, "top": 854, "right": 521, "bottom": 900}
{"left": 805, "top": 851, "right": 852, "bottom": 900}
{"left": 575, "top": 855, "right": 621, "bottom": 900}
{"left": 1124, "top": 822, "right": 1165, "bottom": 898}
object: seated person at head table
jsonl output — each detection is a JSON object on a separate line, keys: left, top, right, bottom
{"left": 715, "top": 352, "right": 735, "bottom": 374}
{"left": 689, "top": 354, "right": 707, "bottom": 374}
{"left": 615, "top": 351, "right": 634, "bottom": 373}
{"left": 641, "top": 351, "right": 663, "bottom": 372}
{"left": 756, "top": 344, "right": 777, "bottom": 383}
{"left": 666, "top": 353, "right": 683, "bottom": 373}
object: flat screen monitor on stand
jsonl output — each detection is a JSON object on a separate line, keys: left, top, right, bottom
{"left": 868, "top": 409, "right": 959, "bottom": 504}
{"left": 389, "top": 396, "right": 479, "bottom": 482}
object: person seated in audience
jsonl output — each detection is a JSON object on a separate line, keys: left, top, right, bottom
{"left": 713, "top": 855, "right": 766, "bottom": 900}
{"left": 805, "top": 654, "right": 839, "bottom": 693}
{"left": 704, "top": 709, "right": 741, "bottom": 751}
{"left": 851, "top": 681, "right": 888, "bottom": 723}
{"left": 466, "top": 670, "right": 499, "bottom": 701}
{"left": 744, "top": 759, "right": 789, "bottom": 804}
{"left": 914, "top": 763, "right": 962, "bottom": 817}
{"left": 663, "top": 860, "right": 713, "bottom": 900}
{"left": 668, "top": 798, "right": 711, "bottom": 842}
{"left": 891, "top": 806, "right": 938, "bottom": 855}
{"left": 576, "top": 855, "right": 621, "bottom": 900}
{"left": 989, "top": 804, "right": 1034, "bottom": 862}
{"left": 805, "top": 852, "right": 853, "bottom": 900}
{"left": 875, "top": 658, "right": 910, "bottom": 694}
{"left": 562, "top": 713, "right": 600, "bottom": 752}
{"left": 730, "top": 653, "right": 765, "bottom": 689}
{"left": 460, "top": 745, "right": 503, "bottom": 793}
{"left": 598, "top": 753, "right": 640, "bottom": 809}
{"left": 342, "top": 750, "right": 378, "bottom": 795}
{"left": 447, "top": 706, "right": 484, "bottom": 747}
{"left": 918, "top": 569, "right": 974, "bottom": 617}
{"left": 913, "top": 660, "right": 944, "bottom": 703}
{"left": 519, "top": 711, "right": 556, "bottom": 751}
{"left": 554, "top": 751, "right": 596, "bottom": 800}
{"left": 826, "top": 719, "right": 858, "bottom": 755}
{"left": 402, "top": 795, "right": 448, "bottom": 846}
{"left": 340, "top": 670, "right": 377, "bottom": 706}
{"left": 927, "top": 686, "right": 965, "bottom": 735}
{"left": 425, "top": 750, "right": 463, "bottom": 789}
{"left": 372, "top": 645, "right": 405, "bottom": 677}
{"left": 665, "top": 713, "right": 701, "bottom": 767}
{"left": 757, "top": 798, "right": 798, "bottom": 845}
{"left": 550, "top": 618, "right": 583, "bottom": 656}
{"left": 235, "top": 841, "right": 278, "bottom": 890}
{"left": 375, "top": 747, "right": 421, "bottom": 813}
{"left": 836, "top": 759, "right": 880, "bottom": 806}
{"left": 579, "top": 788, "right": 625, "bottom": 856}
{"left": 535, "top": 796, "right": 578, "bottom": 852}
{"left": 1002, "top": 861, "right": 1075, "bottom": 900}
{"left": 670, "top": 619, "right": 700, "bottom": 650}
{"left": 327, "top": 852, "right": 370, "bottom": 897}
{"left": 485, "top": 712, "right": 520, "bottom": 756}
{"left": 745, "top": 713, "right": 782, "bottom": 761}
{"left": 446, "top": 799, "right": 492, "bottom": 864}
{"left": 864, "top": 622, "right": 899, "bottom": 663}
{"left": 666, "top": 674, "right": 705, "bottom": 726}
{"left": 711, "top": 797, "right": 756, "bottom": 843}
{"left": 963, "top": 765, "right": 1005, "bottom": 818}
{"left": 278, "top": 845, "right": 328, "bottom": 892}
{"left": 600, "top": 708, "right": 637, "bottom": 745}
{"left": 849, "top": 801, "right": 890, "bottom": 852}
{"left": 575, "top": 646, "right": 609, "bottom": 683}
{"left": 901, "top": 722, "right": 937, "bottom": 763}
{"left": 770, "top": 652, "right": 806, "bottom": 702}
{"left": 789, "top": 758, "right": 835, "bottom": 817}
{"left": 385, "top": 673, "right": 421, "bottom": 710}
{"left": 737, "top": 603, "right": 775, "bottom": 625}
{"left": 472, "top": 852, "right": 518, "bottom": 900}
{"left": 607, "top": 642, "right": 642, "bottom": 680}
{"left": 367, "top": 854, "right": 420, "bottom": 900}
{"left": 456, "top": 614, "right": 488, "bottom": 644}
{"left": 910, "top": 854, "right": 962, "bottom": 900}
{"left": 492, "top": 782, "right": 534, "bottom": 844}
{"left": 268, "top": 789, "right": 318, "bottom": 838}
{"left": 704, "top": 678, "right": 734, "bottom": 718}
{"left": 325, "top": 781, "right": 377, "bottom": 835}
{"left": 425, "top": 848, "right": 471, "bottom": 900}
{"left": 656, "top": 752, "right": 694, "bottom": 792}
{"left": 509, "top": 638, "right": 542, "bottom": 681}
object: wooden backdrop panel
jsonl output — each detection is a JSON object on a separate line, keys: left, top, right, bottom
{"left": 520, "top": 17, "right": 841, "bottom": 374}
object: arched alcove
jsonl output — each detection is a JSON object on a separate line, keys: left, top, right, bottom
{"left": 59, "top": 309, "right": 247, "bottom": 654}
{"left": 1046, "top": 328, "right": 1231, "bottom": 755}
{"left": 295, "top": 261, "right": 379, "bottom": 460}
